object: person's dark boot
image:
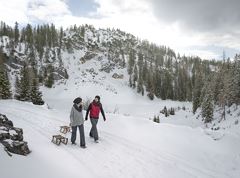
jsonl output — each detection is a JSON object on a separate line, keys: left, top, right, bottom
{"left": 89, "top": 132, "right": 93, "bottom": 138}
{"left": 80, "top": 145, "right": 87, "bottom": 149}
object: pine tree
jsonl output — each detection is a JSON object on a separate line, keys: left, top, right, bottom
{"left": 59, "top": 27, "right": 63, "bottom": 49}
{"left": 186, "top": 75, "right": 193, "bottom": 101}
{"left": 28, "top": 45, "right": 36, "bottom": 66}
{"left": 18, "top": 64, "right": 31, "bottom": 101}
{"left": 142, "top": 60, "right": 148, "bottom": 83}
{"left": 223, "top": 68, "right": 234, "bottom": 106}
{"left": 132, "top": 65, "right": 138, "bottom": 88}
{"left": 137, "top": 75, "right": 143, "bottom": 94}
{"left": 129, "top": 74, "right": 133, "bottom": 88}
{"left": 192, "top": 71, "right": 203, "bottom": 114}
{"left": 146, "top": 64, "right": 154, "bottom": 100}
{"left": 50, "top": 23, "right": 58, "bottom": 47}
{"left": 154, "top": 68, "right": 161, "bottom": 98}
{"left": 80, "top": 26, "right": 85, "bottom": 37}
{"left": 30, "top": 78, "right": 44, "bottom": 105}
{"left": 137, "top": 52, "right": 144, "bottom": 68}
{"left": 217, "top": 62, "right": 230, "bottom": 121}
{"left": 231, "top": 59, "right": 240, "bottom": 105}
{"left": 136, "top": 56, "right": 143, "bottom": 94}
{"left": 25, "top": 24, "right": 33, "bottom": 45}
{"left": 0, "top": 69, "right": 12, "bottom": 99}
{"left": 160, "top": 71, "right": 167, "bottom": 100}
{"left": 127, "top": 49, "right": 135, "bottom": 75}
{"left": 44, "top": 48, "right": 50, "bottom": 63}
{"left": 45, "top": 65, "right": 54, "bottom": 88}
{"left": 14, "top": 76, "right": 21, "bottom": 100}
{"left": 14, "top": 22, "right": 19, "bottom": 44}
{"left": 45, "top": 73, "right": 54, "bottom": 88}
{"left": 0, "top": 51, "right": 11, "bottom": 99}
{"left": 178, "top": 67, "right": 187, "bottom": 101}
{"left": 164, "top": 70, "right": 173, "bottom": 99}
{"left": 202, "top": 92, "right": 214, "bottom": 123}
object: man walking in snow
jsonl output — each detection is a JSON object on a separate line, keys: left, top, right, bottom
{"left": 85, "top": 95, "right": 106, "bottom": 143}
{"left": 70, "top": 97, "right": 86, "bottom": 148}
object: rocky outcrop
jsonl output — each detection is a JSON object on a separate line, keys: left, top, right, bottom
{"left": 0, "top": 114, "right": 31, "bottom": 156}
{"left": 80, "top": 51, "right": 97, "bottom": 63}
{"left": 99, "top": 62, "right": 116, "bottom": 73}
{"left": 112, "top": 73, "right": 124, "bottom": 79}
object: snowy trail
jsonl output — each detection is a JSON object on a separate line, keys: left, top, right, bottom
{"left": 1, "top": 100, "right": 240, "bottom": 178}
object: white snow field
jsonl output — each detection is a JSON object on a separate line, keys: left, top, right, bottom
{"left": 0, "top": 99, "right": 239, "bottom": 178}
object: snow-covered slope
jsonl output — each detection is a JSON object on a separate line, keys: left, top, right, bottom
{"left": 0, "top": 100, "right": 239, "bottom": 178}
{"left": 41, "top": 48, "right": 189, "bottom": 118}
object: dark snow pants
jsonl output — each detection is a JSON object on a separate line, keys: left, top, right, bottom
{"left": 71, "top": 124, "right": 85, "bottom": 146}
{"left": 90, "top": 118, "right": 99, "bottom": 141}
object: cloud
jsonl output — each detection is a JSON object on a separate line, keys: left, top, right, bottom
{"left": 27, "top": 0, "right": 71, "bottom": 23}
{"left": 66, "top": 0, "right": 99, "bottom": 17}
{"left": 147, "top": 0, "right": 240, "bottom": 57}
{"left": 0, "top": 0, "right": 71, "bottom": 25}
{"left": 150, "top": 0, "right": 240, "bottom": 33}
{"left": 0, "top": 0, "right": 29, "bottom": 25}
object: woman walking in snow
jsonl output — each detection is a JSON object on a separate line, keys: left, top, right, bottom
{"left": 70, "top": 97, "right": 86, "bottom": 148}
{"left": 85, "top": 95, "right": 106, "bottom": 143}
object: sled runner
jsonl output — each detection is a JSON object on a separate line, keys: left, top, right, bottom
{"left": 51, "top": 135, "right": 68, "bottom": 145}
{"left": 60, "top": 126, "right": 71, "bottom": 134}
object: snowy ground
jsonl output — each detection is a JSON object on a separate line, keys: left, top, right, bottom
{"left": 0, "top": 99, "right": 240, "bottom": 178}
{"left": 1, "top": 52, "right": 240, "bottom": 178}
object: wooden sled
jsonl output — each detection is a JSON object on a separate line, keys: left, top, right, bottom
{"left": 60, "top": 126, "right": 71, "bottom": 134}
{"left": 51, "top": 135, "right": 68, "bottom": 145}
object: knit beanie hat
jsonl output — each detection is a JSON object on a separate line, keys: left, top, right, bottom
{"left": 73, "top": 97, "right": 82, "bottom": 104}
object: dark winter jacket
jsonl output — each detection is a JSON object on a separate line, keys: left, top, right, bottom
{"left": 85, "top": 101, "right": 106, "bottom": 120}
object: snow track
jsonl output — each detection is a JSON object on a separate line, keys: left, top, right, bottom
{"left": 0, "top": 100, "right": 240, "bottom": 178}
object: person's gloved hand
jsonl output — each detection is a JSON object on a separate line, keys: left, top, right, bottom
{"left": 104, "top": 118, "right": 106, "bottom": 121}
{"left": 85, "top": 117, "right": 88, "bottom": 121}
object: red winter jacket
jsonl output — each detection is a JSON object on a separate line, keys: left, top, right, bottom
{"left": 85, "top": 101, "right": 106, "bottom": 120}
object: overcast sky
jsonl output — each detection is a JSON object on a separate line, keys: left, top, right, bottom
{"left": 0, "top": 0, "right": 239, "bottom": 59}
